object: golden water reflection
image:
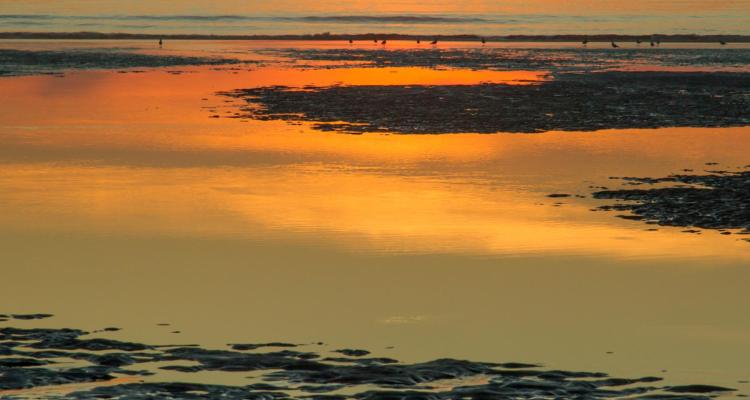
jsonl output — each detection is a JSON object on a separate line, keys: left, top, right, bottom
{"left": 0, "top": 68, "right": 749, "bottom": 260}
{"left": 1, "top": 62, "right": 750, "bottom": 393}
{"left": 1, "top": 161, "right": 749, "bottom": 260}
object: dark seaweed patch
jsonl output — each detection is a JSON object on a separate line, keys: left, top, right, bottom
{"left": 0, "top": 318, "right": 738, "bottom": 399}
{"left": 9, "top": 313, "right": 54, "bottom": 320}
{"left": 333, "top": 348, "right": 370, "bottom": 357}
{"left": 593, "top": 171, "right": 750, "bottom": 235}
{"left": 231, "top": 342, "right": 300, "bottom": 351}
{"left": 220, "top": 72, "right": 750, "bottom": 134}
{"left": 666, "top": 384, "right": 736, "bottom": 393}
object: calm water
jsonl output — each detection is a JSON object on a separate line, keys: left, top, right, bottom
{"left": 1, "top": 0, "right": 749, "bottom": 35}
{"left": 1, "top": 40, "right": 749, "bottom": 396}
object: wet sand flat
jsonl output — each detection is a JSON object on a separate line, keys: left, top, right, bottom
{"left": 1, "top": 40, "right": 750, "bottom": 398}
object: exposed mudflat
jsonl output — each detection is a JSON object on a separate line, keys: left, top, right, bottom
{"left": 221, "top": 72, "right": 750, "bottom": 134}
{"left": 0, "top": 316, "right": 739, "bottom": 399}
{"left": 593, "top": 169, "right": 750, "bottom": 238}
{"left": 0, "top": 49, "right": 243, "bottom": 77}
{"left": 265, "top": 47, "right": 750, "bottom": 72}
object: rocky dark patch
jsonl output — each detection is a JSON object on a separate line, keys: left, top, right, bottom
{"left": 497, "top": 362, "right": 541, "bottom": 369}
{"left": 65, "top": 382, "right": 290, "bottom": 400}
{"left": 349, "top": 375, "right": 670, "bottom": 400}
{"left": 220, "top": 72, "right": 750, "bottom": 134}
{"left": 333, "top": 348, "right": 371, "bottom": 357}
{"left": 666, "top": 384, "right": 736, "bottom": 393}
{"left": 24, "top": 332, "right": 152, "bottom": 352}
{"left": 323, "top": 357, "right": 399, "bottom": 365}
{"left": 231, "top": 342, "right": 300, "bottom": 351}
{"left": 0, "top": 366, "right": 118, "bottom": 391}
{"left": 0, "top": 317, "right": 738, "bottom": 399}
{"left": 7, "top": 313, "right": 54, "bottom": 320}
{"left": 0, "top": 357, "right": 50, "bottom": 368}
{"left": 593, "top": 171, "right": 750, "bottom": 234}
{"left": 264, "top": 359, "right": 604, "bottom": 388}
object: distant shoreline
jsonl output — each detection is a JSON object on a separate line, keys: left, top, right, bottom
{"left": 1, "top": 31, "right": 749, "bottom": 42}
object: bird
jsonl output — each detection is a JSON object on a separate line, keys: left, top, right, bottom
{"left": 373, "top": 39, "right": 378, "bottom": 43}
{"left": 417, "top": 39, "right": 421, "bottom": 44}
{"left": 381, "top": 39, "right": 387, "bottom": 45}
{"left": 582, "top": 38, "right": 588, "bottom": 46}
{"left": 349, "top": 39, "right": 353, "bottom": 44}
{"left": 481, "top": 37, "right": 486, "bottom": 45}
{"left": 430, "top": 39, "right": 438, "bottom": 45}
{"left": 650, "top": 41, "right": 655, "bottom": 47}
{"left": 158, "top": 39, "right": 163, "bottom": 48}
{"left": 720, "top": 40, "right": 727, "bottom": 45}
{"left": 636, "top": 39, "right": 642, "bottom": 45}
{"left": 611, "top": 41, "right": 619, "bottom": 48}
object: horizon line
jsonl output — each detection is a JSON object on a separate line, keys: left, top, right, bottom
{"left": 1, "top": 31, "right": 749, "bottom": 42}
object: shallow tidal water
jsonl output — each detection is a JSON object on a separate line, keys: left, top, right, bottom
{"left": 1, "top": 40, "right": 750, "bottom": 397}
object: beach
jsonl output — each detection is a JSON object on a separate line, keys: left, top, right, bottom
{"left": 1, "top": 38, "right": 749, "bottom": 398}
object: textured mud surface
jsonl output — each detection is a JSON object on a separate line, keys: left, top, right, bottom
{"left": 0, "top": 316, "right": 739, "bottom": 399}
{"left": 265, "top": 47, "right": 750, "bottom": 72}
{"left": 221, "top": 72, "right": 750, "bottom": 134}
{"left": 0, "top": 49, "right": 243, "bottom": 77}
{"left": 593, "top": 169, "right": 750, "bottom": 238}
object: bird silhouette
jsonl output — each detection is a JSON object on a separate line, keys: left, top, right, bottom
{"left": 430, "top": 39, "right": 438, "bottom": 45}
{"left": 636, "top": 39, "right": 642, "bottom": 45}
{"left": 720, "top": 40, "right": 727, "bottom": 45}
{"left": 417, "top": 39, "right": 421, "bottom": 44}
{"left": 348, "top": 39, "right": 353, "bottom": 44}
{"left": 381, "top": 40, "right": 387, "bottom": 45}
{"left": 582, "top": 38, "right": 588, "bottom": 46}
{"left": 611, "top": 41, "right": 619, "bottom": 48}
{"left": 481, "top": 37, "right": 486, "bottom": 44}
